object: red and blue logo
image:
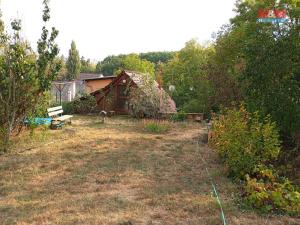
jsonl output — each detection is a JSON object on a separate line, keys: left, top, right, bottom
{"left": 257, "top": 9, "right": 287, "bottom": 23}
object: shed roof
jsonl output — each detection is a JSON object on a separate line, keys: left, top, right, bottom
{"left": 79, "top": 73, "right": 115, "bottom": 81}
{"left": 91, "top": 70, "right": 154, "bottom": 95}
{"left": 91, "top": 70, "right": 177, "bottom": 113}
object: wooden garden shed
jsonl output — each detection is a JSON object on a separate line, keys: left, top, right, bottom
{"left": 91, "top": 70, "right": 177, "bottom": 115}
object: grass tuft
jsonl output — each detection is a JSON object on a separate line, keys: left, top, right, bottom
{"left": 143, "top": 119, "right": 170, "bottom": 133}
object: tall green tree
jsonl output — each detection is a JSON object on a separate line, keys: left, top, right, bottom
{"left": 66, "top": 40, "right": 81, "bottom": 80}
{"left": 163, "top": 40, "right": 214, "bottom": 113}
{"left": 206, "top": 24, "right": 243, "bottom": 109}
{"left": 224, "top": 0, "right": 300, "bottom": 140}
{"left": 80, "top": 56, "right": 96, "bottom": 73}
{"left": 120, "top": 54, "right": 155, "bottom": 77}
{"left": 56, "top": 55, "right": 67, "bottom": 80}
{"left": 0, "top": 0, "right": 61, "bottom": 152}
{"left": 139, "top": 51, "right": 175, "bottom": 64}
{"left": 96, "top": 55, "right": 125, "bottom": 75}
{"left": 96, "top": 52, "right": 173, "bottom": 76}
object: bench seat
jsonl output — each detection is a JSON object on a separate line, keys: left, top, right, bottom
{"left": 53, "top": 115, "right": 73, "bottom": 121}
{"left": 47, "top": 106, "right": 73, "bottom": 128}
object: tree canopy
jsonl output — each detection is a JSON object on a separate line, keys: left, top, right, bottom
{"left": 96, "top": 51, "right": 175, "bottom": 76}
{"left": 215, "top": 0, "right": 300, "bottom": 139}
{"left": 96, "top": 55, "right": 125, "bottom": 75}
{"left": 96, "top": 54, "right": 155, "bottom": 77}
{"left": 80, "top": 56, "right": 96, "bottom": 73}
{"left": 163, "top": 40, "right": 214, "bottom": 113}
{"left": 120, "top": 54, "right": 155, "bottom": 77}
{"left": 139, "top": 51, "right": 175, "bottom": 64}
{"left": 0, "top": 0, "right": 61, "bottom": 152}
{"left": 66, "top": 40, "right": 81, "bottom": 80}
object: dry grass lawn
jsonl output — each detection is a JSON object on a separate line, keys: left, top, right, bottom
{"left": 0, "top": 115, "right": 299, "bottom": 225}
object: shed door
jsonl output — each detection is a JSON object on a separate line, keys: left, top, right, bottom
{"left": 116, "top": 84, "right": 129, "bottom": 113}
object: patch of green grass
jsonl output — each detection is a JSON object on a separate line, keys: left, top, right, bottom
{"left": 170, "top": 112, "right": 187, "bottom": 122}
{"left": 143, "top": 120, "right": 170, "bottom": 133}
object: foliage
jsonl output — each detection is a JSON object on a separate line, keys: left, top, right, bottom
{"left": 181, "top": 99, "right": 206, "bottom": 113}
{"left": 128, "top": 74, "right": 176, "bottom": 118}
{"left": 210, "top": 105, "right": 300, "bottom": 214}
{"left": 0, "top": 0, "right": 60, "bottom": 152}
{"left": 56, "top": 55, "right": 67, "bottom": 80}
{"left": 0, "top": 10, "right": 4, "bottom": 34}
{"left": 213, "top": 0, "right": 300, "bottom": 141}
{"left": 170, "top": 112, "right": 187, "bottom": 122}
{"left": 80, "top": 56, "right": 96, "bottom": 73}
{"left": 96, "top": 52, "right": 174, "bottom": 76}
{"left": 72, "top": 93, "right": 98, "bottom": 114}
{"left": 207, "top": 25, "right": 243, "bottom": 109}
{"left": 66, "top": 40, "right": 81, "bottom": 80}
{"left": 128, "top": 79, "right": 160, "bottom": 118}
{"left": 163, "top": 40, "right": 214, "bottom": 114}
{"left": 62, "top": 101, "right": 74, "bottom": 114}
{"left": 120, "top": 54, "right": 155, "bottom": 77}
{"left": 140, "top": 51, "right": 175, "bottom": 71}
{"left": 244, "top": 167, "right": 300, "bottom": 215}
{"left": 96, "top": 55, "right": 125, "bottom": 75}
{"left": 210, "top": 105, "right": 281, "bottom": 179}
{"left": 29, "top": 92, "right": 51, "bottom": 118}
{"left": 143, "top": 120, "right": 170, "bottom": 133}
{"left": 140, "top": 51, "right": 175, "bottom": 64}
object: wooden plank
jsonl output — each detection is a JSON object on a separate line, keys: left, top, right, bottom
{"left": 47, "top": 106, "right": 63, "bottom": 113}
{"left": 48, "top": 110, "right": 63, "bottom": 117}
{"left": 53, "top": 115, "right": 73, "bottom": 121}
{"left": 59, "top": 115, "right": 73, "bottom": 120}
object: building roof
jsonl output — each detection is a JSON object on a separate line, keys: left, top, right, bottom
{"left": 123, "top": 70, "right": 150, "bottom": 87}
{"left": 91, "top": 70, "right": 151, "bottom": 95}
{"left": 91, "top": 70, "right": 177, "bottom": 113}
{"left": 79, "top": 73, "right": 116, "bottom": 81}
{"left": 84, "top": 76, "right": 116, "bottom": 81}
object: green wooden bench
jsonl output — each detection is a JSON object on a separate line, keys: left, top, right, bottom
{"left": 47, "top": 106, "right": 73, "bottom": 129}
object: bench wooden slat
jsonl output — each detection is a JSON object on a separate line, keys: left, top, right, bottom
{"left": 48, "top": 110, "right": 63, "bottom": 117}
{"left": 47, "top": 105, "right": 73, "bottom": 128}
{"left": 53, "top": 115, "right": 73, "bottom": 121}
{"left": 47, "top": 106, "right": 63, "bottom": 113}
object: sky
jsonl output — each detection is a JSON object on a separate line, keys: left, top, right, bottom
{"left": 2, "top": 0, "right": 237, "bottom": 61}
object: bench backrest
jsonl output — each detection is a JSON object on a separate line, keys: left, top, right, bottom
{"left": 47, "top": 106, "right": 63, "bottom": 117}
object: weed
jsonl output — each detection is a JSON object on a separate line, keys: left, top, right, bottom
{"left": 143, "top": 120, "right": 170, "bottom": 133}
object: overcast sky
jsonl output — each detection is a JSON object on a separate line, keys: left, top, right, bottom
{"left": 2, "top": 0, "right": 236, "bottom": 61}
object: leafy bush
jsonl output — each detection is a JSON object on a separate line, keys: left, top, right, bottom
{"left": 29, "top": 92, "right": 51, "bottom": 118}
{"left": 143, "top": 120, "right": 170, "bottom": 133}
{"left": 73, "top": 94, "right": 98, "bottom": 114}
{"left": 210, "top": 105, "right": 281, "bottom": 179}
{"left": 50, "top": 93, "right": 97, "bottom": 115}
{"left": 61, "top": 101, "right": 74, "bottom": 114}
{"left": 170, "top": 112, "right": 187, "bottom": 122}
{"left": 244, "top": 167, "right": 300, "bottom": 215}
{"left": 210, "top": 105, "right": 300, "bottom": 215}
{"left": 182, "top": 99, "right": 206, "bottom": 113}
